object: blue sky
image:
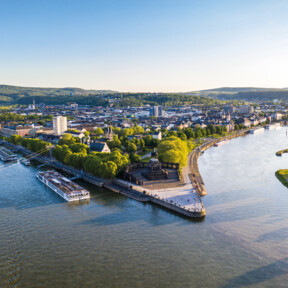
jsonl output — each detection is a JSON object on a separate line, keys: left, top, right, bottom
{"left": 1, "top": 0, "right": 288, "bottom": 92}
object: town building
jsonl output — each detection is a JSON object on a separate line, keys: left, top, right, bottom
{"left": 1, "top": 125, "right": 32, "bottom": 137}
{"left": 239, "top": 105, "right": 254, "bottom": 114}
{"left": 273, "top": 113, "right": 282, "bottom": 120}
{"left": 152, "top": 131, "right": 162, "bottom": 140}
{"left": 223, "top": 104, "right": 234, "bottom": 115}
{"left": 149, "top": 106, "right": 165, "bottom": 117}
{"left": 90, "top": 141, "right": 111, "bottom": 153}
{"left": 28, "top": 99, "right": 36, "bottom": 110}
{"left": 53, "top": 116, "right": 67, "bottom": 135}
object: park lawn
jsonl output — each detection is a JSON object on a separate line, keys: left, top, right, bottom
{"left": 138, "top": 148, "right": 152, "bottom": 157}
{"left": 275, "top": 169, "right": 288, "bottom": 188}
{"left": 209, "top": 134, "right": 223, "bottom": 139}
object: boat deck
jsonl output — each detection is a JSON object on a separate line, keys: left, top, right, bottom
{"left": 38, "top": 171, "right": 89, "bottom": 196}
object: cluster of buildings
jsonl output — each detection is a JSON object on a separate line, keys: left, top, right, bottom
{"left": 0, "top": 101, "right": 287, "bottom": 151}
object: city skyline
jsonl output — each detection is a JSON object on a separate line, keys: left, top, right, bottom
{"left": 1, "top": 0, "right": 288, "bottom": 92}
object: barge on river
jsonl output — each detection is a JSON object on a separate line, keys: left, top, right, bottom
{"left": 250, "top": 127, "right": 265, "bottom": 134}
{"left": 214, "top": 139, "right": 229, "bottom": 147}
{"left": 36, "top": 171, "right": 90, "bottom": 202}
{"left": 0, "top": 147, "right": 17, "bottom": 162}
{"left": 20, "top": 158, "right": 31, "bottom": 166}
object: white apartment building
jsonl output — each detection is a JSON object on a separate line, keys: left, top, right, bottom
{"left": 53, "top": 116, "right": 67, "bottom": 135}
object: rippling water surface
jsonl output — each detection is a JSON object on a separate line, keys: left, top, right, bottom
{"left": 1, "top": 128, "right": 288, "bottom": 288}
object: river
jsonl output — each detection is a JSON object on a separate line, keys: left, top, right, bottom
{"left": 0, "top": 127, "right": 288, "bottom": 288}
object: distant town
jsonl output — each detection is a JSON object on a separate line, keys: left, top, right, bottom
{"left": 0, "top": 97, "right": 286, "bottom": 217}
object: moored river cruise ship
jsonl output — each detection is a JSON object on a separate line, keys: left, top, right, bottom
{"left": 0, "top": 147, "right": 18, "bottom": 162}
{"left": 36, "top": 171, "right": 90, "bottom": 202}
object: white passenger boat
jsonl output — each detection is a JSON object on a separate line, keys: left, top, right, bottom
{"left": 36, "top": 171, "right": 90, "bottom": 202}
{"left": 0, "top": 147, "right": 17, "bottom": 162}
{"left": 250, "top": 127, "right": 265, "bottom": 134}
{"left": 20, "top": 158, "right": 31, "bottom": 166}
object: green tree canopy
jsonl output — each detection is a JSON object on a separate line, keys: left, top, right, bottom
{"left": 157, "top": 136, "right": 188, "bottom": 167}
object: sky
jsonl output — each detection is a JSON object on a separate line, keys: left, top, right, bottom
{"left": 1, "top": 0, "right": 288, "bottom": 92}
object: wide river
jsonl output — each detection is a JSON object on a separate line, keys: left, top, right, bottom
{"left": 1, "top": 127, "right": 288, "bottom": 288}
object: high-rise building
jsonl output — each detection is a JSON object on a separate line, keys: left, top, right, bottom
{"left": 149, "top": 106, "right": 165, "bottom": 117}
{"left": 223, "top": 104, "right": 234, "bottom": 115}
{"left": 239, "top": 105, "right": 254, "bottom": 114}
{"left": 53, "top": 116, "right": 67, "bottom": 135}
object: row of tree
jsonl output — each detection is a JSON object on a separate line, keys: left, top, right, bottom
{"left": 53, "top": 142, "right": 129, "bottom": 179}
{"left": 7, "top": 135, "right": 51, "bottom": 155}
{"left": 0, "top": 112, "right": 53, "bottom": 122}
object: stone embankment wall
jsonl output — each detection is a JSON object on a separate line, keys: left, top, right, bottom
{"left": 190, "top": 130, "right": 250, "bottom": 197}
{"left": 149, "top": 197, "right": 205, "bottom": 218}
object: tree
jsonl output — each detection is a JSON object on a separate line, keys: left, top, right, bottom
{"left": 140, "top": 139, "right": 145, "bottom": 149}
{"left": 8, "top": 135, "right": 22, "bottom": 145}
{"left": 157, "top": 136, "right": 188, "bottom": 167}
{"left": 94, "top": 128, "right": 104, "bottom": 136}
{"left": 216, "top": 126, "right": 223, "bottom": 135}
{"left": 195, "top": 130, "right": 202, "bottom": 138}
{"left": 69, "top": 143, "right": 89, "bottom": 154}
{"left": 143, "top": 135, "right": 153, "bottom": 146}
{"left": 84, "top": 131, "right": 90, "bottom": 140}
{"left": 183, "top": 128, "right": 195, "bottom": 139}
{"left": 107, "top": 138, "right": 121, "bottom": 150}
{"left": 130, "top": 153, "right": 141, "bottom": 163}
{"left": 101, "top": 161, "right": 117, "bottom": 178}
{"left": 208, "top": 124, "right": 216, "bottom": 134}
{"left": 58, "top": 133, "right": 76, "bottom": 146}
{"left": 126, "top": 142, "right": 137, "bottom": 153}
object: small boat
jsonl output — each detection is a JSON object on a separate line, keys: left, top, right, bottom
{"left": 214, "top": 139, "right": 229, "bottom": 147}
{"left": 20, "top": 158, "right": 31, "bottom": 166}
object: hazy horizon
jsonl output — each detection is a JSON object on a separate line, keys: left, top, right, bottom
{"left": 1, "top": 0, "right": 288, "bottom": 92}
{"left": 1, "top": 83, "right": 288, "bottom": 94}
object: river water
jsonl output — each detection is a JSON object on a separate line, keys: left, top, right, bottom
{"left": 0, "top": 128, "right": 288, "bottom": 288}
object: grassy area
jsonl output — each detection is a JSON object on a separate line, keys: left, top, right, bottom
{"left": 138, "top": 149, "right": 152, "bottom": 157}
{"left": 209, "top": 134, "right": 223, "bottom": 139}
{"left": 141, "top": 157, "right": 152, "bottom": 163}
{"left": 276, "top": 149, "right": 288, "bottom": 156}
{"left": 275, "top": 169, "right": 288, "bottom": 188}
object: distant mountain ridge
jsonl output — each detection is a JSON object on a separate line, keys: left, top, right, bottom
{"left": 0, "top": 84, "right": 288, "bottom": 104}
{"left": 0, "top": 84, "right": 117, "bottom": 97}
{"left": 189, "top": 87, "right": 288, "bottom": 94}
{"left": 186, "top": 87, "right": 288, "bottom": 102}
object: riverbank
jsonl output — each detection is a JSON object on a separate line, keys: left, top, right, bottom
{"left": 111, "top": 178, "right": 206, "bottom": 218}
{"left": 0, "top": 129, "right": 253, "bottom": 218}
{"left": 276, "top": 148, "right": 288, "bottom": 156}
{"left": 275, "top": 169, "right": 288, "bottom": 188}
{"left": 1, "top": 141, "right": 205, "bottom": 218}
{"left": 189, "top": 130, "right": 250, "bottom": 197}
